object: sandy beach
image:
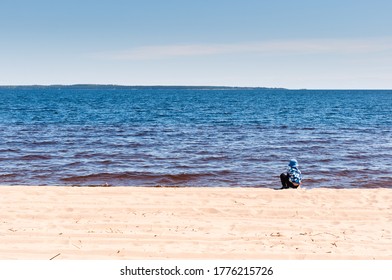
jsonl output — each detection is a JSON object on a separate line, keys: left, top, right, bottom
{"left": 0, "top": 186, "right": 391, "bottom": 260}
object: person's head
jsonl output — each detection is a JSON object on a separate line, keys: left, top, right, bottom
{"left": 288, "top": 159, "right": 298, "bottom": 168}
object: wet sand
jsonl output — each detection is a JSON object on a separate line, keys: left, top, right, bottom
{"left": 0, "top": 186, "right": 391, "bottom": 259}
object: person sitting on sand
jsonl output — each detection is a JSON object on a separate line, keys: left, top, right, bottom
{"left": 280, "top": 159, "right": 302, "bottom": 189}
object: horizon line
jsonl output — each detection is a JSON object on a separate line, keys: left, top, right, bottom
{"left": 1, "top": 84, "right": 392, "bottom": 91}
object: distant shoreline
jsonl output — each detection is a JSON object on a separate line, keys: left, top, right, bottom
{"left": 1, "top": 85, "right": 391, "bottom": 91}
{"left": 0, "top": 84, "right": 287, "bottom": 90}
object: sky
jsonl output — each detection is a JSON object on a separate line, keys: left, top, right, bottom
{"left": 1, "top": 0, "right": 392, "bottom": 89}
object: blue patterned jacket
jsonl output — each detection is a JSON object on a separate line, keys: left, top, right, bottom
{"left": 287, "top": 166, "right": 302, "bottom": 185}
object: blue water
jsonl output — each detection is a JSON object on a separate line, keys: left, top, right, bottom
{"left": 0, "top": 86, "right": 391, "bottom": 188}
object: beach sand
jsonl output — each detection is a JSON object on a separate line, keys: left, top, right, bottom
{"left": 0, "top": 186, "right": 391, "bottom": 260}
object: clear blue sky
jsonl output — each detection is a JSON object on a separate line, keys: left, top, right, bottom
{"left": 1, "top": 0, "right": 392, "bottom": 88}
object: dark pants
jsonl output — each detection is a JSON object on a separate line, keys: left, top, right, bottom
{"left": 280, "top": 173, "right": 298, "bottom": 189}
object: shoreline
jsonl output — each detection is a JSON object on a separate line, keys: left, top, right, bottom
{"left": 1, "top": 186, "right": 391, "bottom": 259}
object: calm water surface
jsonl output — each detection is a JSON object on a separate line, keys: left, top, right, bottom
{"left": 0, "top": 86, "right": 391, "bottom": 188}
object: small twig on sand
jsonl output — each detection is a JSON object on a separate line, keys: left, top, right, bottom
{"left": 310, "top": 232, "right": 339, "bottom": 238}
{"left": 50, "top": 253, "right": 61, "bottom": 260}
